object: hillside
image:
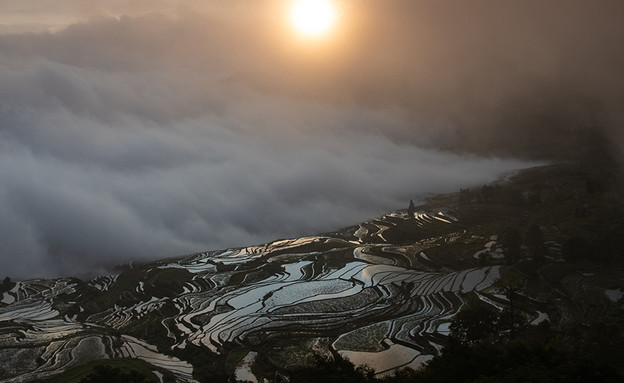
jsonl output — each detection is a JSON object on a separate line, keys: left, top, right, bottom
{"left": 1, "top": 160, "right": 623, "bottom": 383}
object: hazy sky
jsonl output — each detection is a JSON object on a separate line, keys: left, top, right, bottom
{"left": 1, "top": 1, "right": 622, "bottom": 278}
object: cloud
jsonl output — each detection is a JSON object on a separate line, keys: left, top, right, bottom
{"left": 6, "top": 0, "right": 623, "bottom": 278}
{"left": 0, "top": 13, "right": 535, "bottom": 278}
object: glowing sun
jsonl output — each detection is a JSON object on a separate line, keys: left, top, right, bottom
{"left": 290, "top": 0, "right": 337, "bottom": 38}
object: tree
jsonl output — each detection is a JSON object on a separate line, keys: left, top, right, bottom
{"left": 527, "top": 183, "right": 542, "bottom": 205}
{"left": 79, "top": 365, "right": 154, "bottom": 383}
{"left": 585, "top": 179, "right": 602, "bottom": 194}
{"left": 450, "top": 305, "right": 500, "bottom": 345}
{"left": 500, "top": 227, "right": 522, "bottom": 262}
{"left": 525, "top": 224, "right": 546, "bottom": 262}
{"left": 499, "top": 284, "right": 527, "bottom": 339}
{"left": 1, "top": 277, "right": 12, "bottom": 293}
{"left": 478, "top": 185, "right": 495, "bottom": 203}
{"left": 407, "top": 200, "right": 416, "bottom": 219}
{"left": 562, "top": 236, "right": 588, "bottom": 261}
{"left": 289, "top": 354, "right": 376, "bottom": 383}
{"left": 458, "top": 188, "right": 472, "bottom": 205}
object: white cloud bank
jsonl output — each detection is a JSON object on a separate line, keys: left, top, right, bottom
{"left": 0, "top": 11, "right": 537, "bottom": 278}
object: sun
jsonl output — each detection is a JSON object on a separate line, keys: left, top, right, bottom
{"left": 290, "top": 0, "right": 338, "bottom": 38}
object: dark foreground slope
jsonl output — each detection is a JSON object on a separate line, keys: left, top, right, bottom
{"left": 1, "top": 159, "right": 623, "bottom": 383}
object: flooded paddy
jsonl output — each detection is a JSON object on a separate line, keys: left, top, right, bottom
{"left": 0, "top": 210, "right": 504, "bottom": 381}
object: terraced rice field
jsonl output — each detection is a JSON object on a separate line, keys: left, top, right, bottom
{"left": 0, "top": 209, "right": 507, "bottom": 381}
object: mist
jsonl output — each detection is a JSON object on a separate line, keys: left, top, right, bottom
{"left": 1, "top": 1, "right": 622, "bottom": 278}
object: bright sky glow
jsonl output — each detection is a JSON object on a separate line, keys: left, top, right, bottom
{"left": 290, "top": 0, "right": 337, "bottom": 38}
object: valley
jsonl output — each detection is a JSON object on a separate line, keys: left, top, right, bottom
{"left": 1, "top": 161, "right": 623, "bottom": 382}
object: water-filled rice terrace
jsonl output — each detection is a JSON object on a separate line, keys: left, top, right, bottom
{"left": 1, "top": 163, "right": 621, "bottom": 382}
{"left": 0, "top": 204, "right": 516, "bottom": 382}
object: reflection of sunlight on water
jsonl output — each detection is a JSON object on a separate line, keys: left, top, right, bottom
{"left": 283, "top": 260, "right": 313, "bottom": 281}
{"left": 227, "top": 284, "right": 277, "bottom": 309}
{"left": 353, "top": 247, "right": 395, "bottom": 266}
{"left": 266, "top": 279, "right": 354, "bottom": 306}
{"left": 322, "top": 261, "right": 367, "bottom": 280}
{"left": 355, "top": 264, "right": 409, "bottom": 287}
{"left": 339, "top": 342, "right": 433, "bottom": 375}
{"left": 359, "top": 265, "right": 373, "bottom": 285}
{"left": 234, "top": 351, "right": 258, "bottom": 383}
